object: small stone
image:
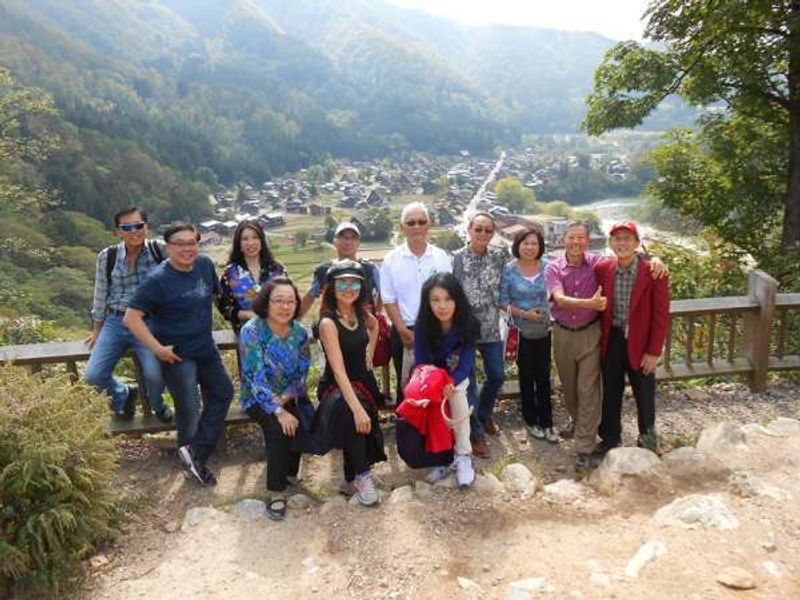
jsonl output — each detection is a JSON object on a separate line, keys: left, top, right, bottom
{"left": 89, "top": 554, "right": 109, "bottom": 569}
{"left": 654, "top": 494, "right": 739, "bottom": 530}
{"left": 761, "top": 541, "right": 777, "bottom": 553}
{"left": 729, "top": 472, "right": 792, "bottom": 501}
{"left": 389, "top": 485, "right": 414, "bottom": 504}
{"left": 543, "top": 479, "right": 587, "bottom": 500}
{"left": 501, "top": 463, "right": 534, "bottom": 494}
{"left": 182, "top": 506, "right": 218, "bottom": 530}
{"left": 457, "top": 576, "right": 482, "bottom": 591}
{"left": 163, "top": 519, "right": 181, "bottom": 533}
{"left": 716, "top": 566, "right": 756, "bottom": 590}
{"left": 232, "top": 499, "right": 267, "bottom": 520}
{"left": 414, "top": 480, "right": 433, "bottom": 498}
{"left": 507, "top": 576, "right": 553, "bottom": 599}
{"left": 624, "top": 540, "right": 667, "bottom": 578}
{"left": 683, "top": 389, "right": 711, "bottom": 402}
{"left": 288, "top": 493, "right": 312, "bottom": 510}
{"left": 760, "top": 561, "right": 781, "bottom": 577}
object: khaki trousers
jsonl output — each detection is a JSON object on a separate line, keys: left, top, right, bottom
{"left": 552, "top": 322, "right": 602, "bottom": 454}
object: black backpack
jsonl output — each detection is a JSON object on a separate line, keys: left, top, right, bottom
{"left": 105, "top": 240, "right": 164, "bottom": 285}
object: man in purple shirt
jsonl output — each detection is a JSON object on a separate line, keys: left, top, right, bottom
{"left": 546, "top": 221, "right": 667, "bottom": 471}
{"left": 545, "top": 222, "right": 606, "bottom": 471}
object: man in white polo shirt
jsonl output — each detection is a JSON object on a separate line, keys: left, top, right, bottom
{"left": 381, "top": 201, "right": 452, "bottom": 402}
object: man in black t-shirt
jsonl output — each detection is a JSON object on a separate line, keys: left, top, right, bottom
{"left": 125, "top": 223, "right": 233, "bottom": 486}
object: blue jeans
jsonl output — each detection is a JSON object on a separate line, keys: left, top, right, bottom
{"left": 162, "top": 351, "right": 233, "bottom": 464}
{"left": 84, "top": 314, "right": 167, "bottom": 412}
{"left": 468, "top": 340, "right": 505, "bottom": 436}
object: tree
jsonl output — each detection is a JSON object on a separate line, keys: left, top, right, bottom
{"left": 583, "top": 0, "right": 800, "bottom": 283}
{"left": 494, "top": 177, "right": 537, "bottom": 214}
{"left": 294, "top": 229, "right": 310, "bottom": 247}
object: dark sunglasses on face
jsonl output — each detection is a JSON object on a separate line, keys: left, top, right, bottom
{"left": 404, "top": 219, "right": 428, "bottom": 227}
{"left": 335, "top": 280, "right": 362, "bottom": 292}
{"left": 472, "top": 227, "right": 494, "bottom": 234}
{"left": 118, "top": 221, "right": 146, "bottom": 232}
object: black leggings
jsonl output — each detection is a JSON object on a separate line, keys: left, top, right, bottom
{"left": 246, "top": 405, "right": 301, "bottom": 493}
{"left": 516, "top": 333, "right": 553, "bottom": 428}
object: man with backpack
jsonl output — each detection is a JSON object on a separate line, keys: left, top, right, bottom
{"left": 84, "top": 206, "right": 173, "bottom": 423}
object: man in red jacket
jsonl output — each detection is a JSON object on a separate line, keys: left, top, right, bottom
{"left": 593, "top": 221, "right": 670, "bottom": 458}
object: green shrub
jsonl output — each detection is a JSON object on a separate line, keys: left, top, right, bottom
{"left": 0, "top": 366, "right": 121, "bottom": 595}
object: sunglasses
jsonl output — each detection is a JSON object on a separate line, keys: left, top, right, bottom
{"left": 404, "top": 219, "right": 428, "bottom": 227}
{"left": 471, "top": 227, "right": 494, "bottom": 234}
{"left": 118, "top": 221, "right": 146, "bottom": 232}
{"left": 334, "top": 280, "right": 362, "bottom": 293}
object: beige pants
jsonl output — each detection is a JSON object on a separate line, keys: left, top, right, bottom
{"left": 447, "top": 380, "right": 472, "bottom": 455}
{"left": 552, "top": 322, "right": 602, "bottom": 453}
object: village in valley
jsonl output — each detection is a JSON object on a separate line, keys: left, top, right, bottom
{"left": 191, "top": 137, "right": 646, "bottom": 261}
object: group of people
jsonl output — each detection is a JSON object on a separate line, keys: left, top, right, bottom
{"left": 85, "top": 201, "right": 670, "bottom": 519}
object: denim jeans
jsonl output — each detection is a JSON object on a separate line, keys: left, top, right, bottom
{"left": 162, "top": 351, "right": 233, "bottom": 465}
{"left": 84, "top": 313, "right": 166, "bottom": 412}
{"left": 468, "top": 340, "right": 505, "bottom": 436}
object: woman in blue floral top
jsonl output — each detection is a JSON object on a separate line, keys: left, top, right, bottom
{"left": 499, "top": 227, "right": 558, "bottom": 444}
{"left": 218, "top": 220, "right": 286, "bottom": 335}
{"left": 239, "top": 277, "right": 312, "bottom": 520}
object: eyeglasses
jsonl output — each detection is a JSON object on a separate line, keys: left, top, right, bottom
{"left": 167, "top": 240, "right": 198, "bottom": 248}
{"left": 471, "top": 227, "right": 494, "bottom": 234}
{"left": 118, "top": 222, "right": 146, "bottom": 232}
{"left": 404, "top": 219, "right": 428, "bottom": 227}
{"left": 334, "top": 280, "right": 362, "bottom": 293}
{"left": 269, "top": 298, "right": 297, "bottom": 306}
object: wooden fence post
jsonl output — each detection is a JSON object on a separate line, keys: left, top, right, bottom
{"left": 744, "top": 269, "right": 778, "bottom": 392}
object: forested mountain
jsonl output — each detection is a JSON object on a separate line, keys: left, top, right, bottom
{"left": 0, "top": 0, "right": 693, "bottom": 228}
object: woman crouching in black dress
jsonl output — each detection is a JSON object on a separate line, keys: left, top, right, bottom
{"left": 314, "top": 260, "right": 387, "bottom": 506}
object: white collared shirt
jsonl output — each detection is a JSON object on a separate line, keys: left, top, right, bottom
{"left": 380, "top": 241, "right": 452, "bottom": 325}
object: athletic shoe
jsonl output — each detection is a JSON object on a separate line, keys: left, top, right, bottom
{"left": 354, "top": 472, "right": 379, "bottom": 506}
{"left": 425, "top": 465, "right": 450, "bottom": 484}
{"left": 574, "top": 452, "right": 593, "bottom": 472}
{"left": 197, "top": 464, "right": 217, "bottom": 486}
{"left": 637, "top": 431, "right": 661, "bottom": 455}
{"left": 544, "top": 427, "right": 560, "bottom": 444}
{"left": 178, "top": 445, "right": 203, "bottom": 484}
{"left": 454, "top": 454, "right": 475, "bottom": 488}
{"left": 471, "top": 434, "right": 491, "bottom": 459}
{"left": 113, "top": 385, "right": 137, "bottom": 421}
{"left": 527, "top": 424, "right": 545, "bottom": 439}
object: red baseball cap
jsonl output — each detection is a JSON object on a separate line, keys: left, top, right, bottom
{"left": 609, "top": 220, "right": 639, "bottom": 239}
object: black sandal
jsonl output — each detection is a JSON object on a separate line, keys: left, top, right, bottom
{"left": 266, "top": 497, "right": 287, "bottom": 521}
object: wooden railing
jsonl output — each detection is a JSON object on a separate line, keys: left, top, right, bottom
{"left": 1, "top": 269, "right": 798, "bottom": 435}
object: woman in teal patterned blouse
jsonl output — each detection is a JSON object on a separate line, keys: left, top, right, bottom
{"left": 239, "top": 277, "right": 312, "bottom": 520}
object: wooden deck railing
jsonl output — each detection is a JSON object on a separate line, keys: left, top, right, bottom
{"left": 1, "top": 269, "right": 798, "bottom": 435}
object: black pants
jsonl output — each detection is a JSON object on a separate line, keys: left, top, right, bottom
{"left": 340, "top": 408, "right": 370, "bottom": 483}
{"left": 517, "top": 333, "right": 553, "bottom": 428}
{"left": 246, "top": 406, "right": 301, "bottom": 493}
{"left": 390, "top": 325, "right": 413, "bottom": 402}
{"left": 599, "top": 327, "right": 656, "bottom": 446}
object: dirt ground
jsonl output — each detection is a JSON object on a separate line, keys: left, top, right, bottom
{"left": 85, "top": 381, "right": 800, "bottom": 599}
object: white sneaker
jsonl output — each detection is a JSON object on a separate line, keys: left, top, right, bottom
{"left": 544, "top": 427, "right": 560, "bottom": 444}
{"left": 354, "top": 472, "right": 379, "bottom": 506}
{"left": 527, "top": 424, "right": 545, "bottom": 439}
{"left": 454, "top": 454, "right": 475, "bottom": 487}
{"left": 425, "top": 465, "right": 450, "bottom": 484}
{"left": 177, "top": 445, "right": 202, "bottom": 483}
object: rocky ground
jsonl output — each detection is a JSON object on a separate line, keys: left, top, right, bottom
{"left": 85, "top": 380, "right": 800, "bottom": 599}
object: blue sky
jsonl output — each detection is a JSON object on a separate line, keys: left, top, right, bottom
{"left": 388, "top": 0, "right": 652, "bottom": 40}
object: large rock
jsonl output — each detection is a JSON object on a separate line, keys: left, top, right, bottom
{"left": 654, "top": 494, "right": 739, "bottom": 530}
{"left": 740, "top": 423, "right": 782, "bottom": 441}
{"left": 501, "top": 463, "right": 535, "bottom": 494}
{"left": 765, "top": 417, "right": 800, "bottom": 436}
{"left": 587, "top": 447, "right": 661, "bottom": 495}
{"left": 696, "top": 422, "right": 748, "bottom": 456}
{"left": 182, "top": 506, "right": 219, "bottom": 530}
{"left": 716, "top": 566, "right": 756, "bottom": 590}
{"left": 661, "top": 447, "right": 731, "bottom": 483}
{"left": 232, "top": 499, "right": 266, "bottom": 520}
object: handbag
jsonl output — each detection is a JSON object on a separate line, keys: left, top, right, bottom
{"left": 372, "top": 313, "right": 392, "bottom": 367}
{"left": 504, "top": 322, "right": 519, "bottom": 362}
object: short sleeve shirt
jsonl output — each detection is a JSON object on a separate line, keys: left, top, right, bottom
{"left": 128, "top": 254, "right": 220, "bottom": 359}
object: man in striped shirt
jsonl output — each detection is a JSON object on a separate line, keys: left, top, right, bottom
{"left": 84, "top": 206, "right": 173, "bottom": 422}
